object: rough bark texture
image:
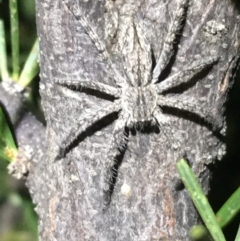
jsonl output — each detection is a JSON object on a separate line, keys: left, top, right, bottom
{"left": 14, "top": 0, "right": 239, "bottom": 240}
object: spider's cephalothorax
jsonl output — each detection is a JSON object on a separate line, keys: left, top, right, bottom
{"left": 122, "top": 85, "right": 158, "bottom": 125}
{"left": 56, "top": 0, "right": 221, "bottom": 208}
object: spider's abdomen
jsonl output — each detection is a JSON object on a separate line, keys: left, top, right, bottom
{"left": 122, "top": 85, "right": 157, "bottom": 124}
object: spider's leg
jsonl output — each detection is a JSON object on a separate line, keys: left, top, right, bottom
{"left": 117, "top": 18, "right": 138, "bottom": 86}
{"left": 156, "top": 56, "right": 219, "bottom": 93}
{"left": 157, "top": 96, "right": 222, "bottom": 130}
{"left": 153, "top": 107, "right": 181, "bottom": 151}
{"left": 118, "top": 18, "right": 152, "bottom": 86}
{"left": 56, "top": 100, "right": 122, "bottom": 159}
{"left": 55, "top": 77, "right": 121, "bottom": 98}
{"left": 103, "top": 114, "right": 128, "bottom": 208}
{"left": 134, "top": 17, "right": 152, "bottom": 86}
{"left": 105, "top": 0, "right": 119, "bottom": 42}
{"left": 152, "top": 0, "right": 189, "bottom": 83}
{"left": 62, "top": 1, "right": 125, "bottom": 86}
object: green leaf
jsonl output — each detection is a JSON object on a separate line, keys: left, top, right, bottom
{"left": 1, "top": 231, "right": 35, "bottom": 241}
{"left": 18, "top": 39, "right": 39, "bottom": 87}
{"left": 189, "top": 225, "right": 213, "bottom": 241}
{"left": 188, "top": 183, "right": 240, "bottom": 240}
{"left": 10, "top": 0, "right": 20, "bottom": 80}
{"left": 176, "top": 159, "right": 226, "bottom": 241}
{"left": 0, "top": 106, "right": 17, "bottom": 162}
{"left": 235, "top": 225, "right": 240, "bottom": 241}
{"left": 0, "top": 20, "right": 9, "bottom": 81}
{"left": 216, "top": 186, "right": 240, "bottom": 228}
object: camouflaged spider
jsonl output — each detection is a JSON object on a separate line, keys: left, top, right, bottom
{"left": 56, "top": 0, "right": 220, "bottom": 207}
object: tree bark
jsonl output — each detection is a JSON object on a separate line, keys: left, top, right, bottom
{"left": 6, "top": 0, "right": 239, "bottom": 240}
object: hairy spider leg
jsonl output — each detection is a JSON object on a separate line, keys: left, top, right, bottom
{"left": 115, "top": 16, "right": 152, "bottom": 87}
{"left": 117, "top": 19, "right": 139, "bottom": 86}
{"left": 104, "top": 0, "right": 119, "bottom": 42}
{"left": 153, "top": 107, "right": 181, "bottom": 150}
{"left": 55, "top": 77, "right": 121, "bottom": 98}
{"left": 63, "top": 0, "right": 125, "bottom": 87}
{"left": 118, "top": 19, "right": 152, "bottom": 87}
{"left": 157, "top": 96, "right": 221, "bottom": 131}
{"left": 155, "top": 56, "right": 219, "bottom": 93}
{"left": 152, "top": 0, "right": 190, "bottom": 83}
{"left": 57, "top": 100, "right": 122, "bottom": 158}
{"left": 103, "top": 113, "right": 128, "bottom": 206}
{"left": 134, "top": 18, "right": 153, "bottom": 86}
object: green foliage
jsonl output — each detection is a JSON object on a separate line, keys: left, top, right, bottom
{"left": 177, "top": 159, "right": 240, "bottom": 241}
{"left": 0, "top": 1, "right": 39, "bottom": 240}
{"left": 177, "top": 159, "right": 226, "bottom": 241}
{"left": 10, "top": 0, "right": 19, "bottom": 80}
{"left": 1, "top": 231, "right": 35, "bottom": 241}
{"left": 0, "top": 107, "right": 17, "bottom": 162}
{"left": 18, "top": 39, "right": 39, "bottom": 87}
{"left": 0, "top": 193, "right": 38, "bottom": 241}
{"left": 9, "top": 193, "right": 38, "bottom": 239}
{"left": 235, "top": 226, "right": 240, "bottom": 241}
{"left": 216, "top": 186, "right": 240, "bottom": 228}
{"left": 0, "top": 20, "right": 9, "bottom": 81}
{"left": 0, "top": 0, "right": 39, "bottom": 87}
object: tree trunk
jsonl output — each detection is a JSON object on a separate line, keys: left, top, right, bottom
{"left": 13, "top": 0, "right": 240, "bottom": 240}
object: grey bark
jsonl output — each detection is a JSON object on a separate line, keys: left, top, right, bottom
{"left": 2, "top": 0, "right": 240, "bottom": 241}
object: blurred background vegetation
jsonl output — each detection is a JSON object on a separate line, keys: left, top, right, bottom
{"left": 0, "top": 0, "right": 239, "bottom": 241}
{"left": 0, "top": 0, "right": 38, "bottom": 241}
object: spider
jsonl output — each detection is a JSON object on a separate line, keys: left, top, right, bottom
{"left": 56, "top": 0, "right": 220, "bottom": 207}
